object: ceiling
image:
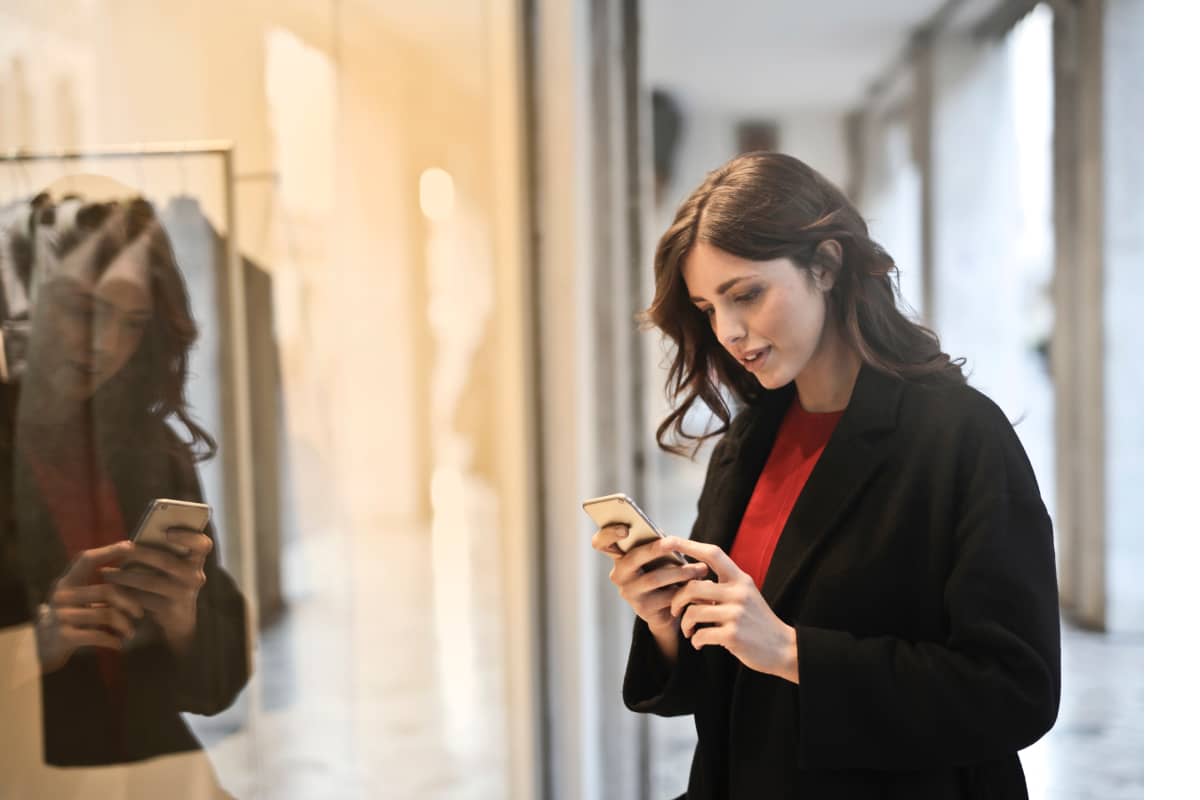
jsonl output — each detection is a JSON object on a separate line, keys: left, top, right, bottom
{"left": 642, "top": 0, "right": 956, "bottom": 114}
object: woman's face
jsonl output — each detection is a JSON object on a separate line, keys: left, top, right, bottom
{"left": 682, "top": 241, "right": 834, "bottom": 391}
{"left": 29, "top": 235, "right": 154, "bottom": 406}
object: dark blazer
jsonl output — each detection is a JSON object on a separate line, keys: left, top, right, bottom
{"left": 0, "top": 386, "right": 250, "bottom": 766}
{"left": 623, "top": 365, "right": 1061, "bottom": 799}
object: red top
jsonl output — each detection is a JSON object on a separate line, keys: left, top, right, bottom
{"left": 22, "top": 431, "right": 130, "bottom": 757}
{"left": 24, "top": 438, "right": 127, "bottom": 559}
{"left": 729, "top": 397, "right": 844, "bottom": 589}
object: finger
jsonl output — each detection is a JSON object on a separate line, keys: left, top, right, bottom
{"left": 624, "top": 561, "right": 710, "bottom": 600}
{"left": 123, "top": 587, "right": 171, "bottom": 615}
{"left": 62, "top": 626, "right": 126, "bottom": 652}
{"left": 591, "top": 524, "right": 629, "bottom": 554}
{"left": 680, "top": 602, "right": 734, "bottom": 638}
{"left": 165, "top": 529, "right": 213, "bottom": 560}
{"left": 55, "top": 583, "right": 144, "bottom": 619}
{"left": 125, "top": 545, "right": 196, "bottom": 582}
{"left": 609, "top": 545, "right": 661, "bottom": 586}
{"left": 61, "top": 541, "right": 135, "bottom": 586}
{"left": 102, "top": 565, "right": 178, "bottom": 599}
{"left": 54, "top": 606, "right": 138, "bottom": 639}
{"left": 624, "top": 584, "right": 678, "bottom": 621}
{"left": 670, "top": 579, "right": 731, "bottom": 618}
{"left": 690, "top": 623, "right": 728, "bottom": 651}
{"left": 621, "top": 536, "right": 685, "bottom": 576}
{"left": 661, "top": 537, "right": 741, "bottom": 583}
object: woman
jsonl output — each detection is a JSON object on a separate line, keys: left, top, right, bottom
{"left": 0, "top": 192, "right": 248, "bottom": 769}
{"left": 592, "top": 152, "right": 1060, "bottom": 798}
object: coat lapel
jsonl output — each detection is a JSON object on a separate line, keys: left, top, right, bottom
{"left": 759, "top": 364, "right": 903, "bottom": 607}
{"left": 695, "top": 387, "right": 792, "bottom": 553}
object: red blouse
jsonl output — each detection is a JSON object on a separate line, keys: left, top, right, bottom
{"left": 22, "top": 431, "right": 130, "bottom": 757}
{"left": 24, "top": 438, "right": 128, "bottom": 560}
{"left": 729, "top": 397, "right": 844, "bottom": 589}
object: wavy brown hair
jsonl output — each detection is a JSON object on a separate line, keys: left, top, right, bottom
{"left": 646, "top": 152, "right": 965, "bottom": 456}
{"left": 33, "top": 196, "right": 216, "bottom": 466}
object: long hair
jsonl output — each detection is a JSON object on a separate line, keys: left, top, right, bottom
{"left": 31, "top": 196, "right": 216, "bottom": 466}
{"left": 646, "top": 152, "right": 965, "bottom": 456}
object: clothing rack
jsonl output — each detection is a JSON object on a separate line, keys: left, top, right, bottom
{"left": 0, "top": 140, "right": 259, "bottom": 635}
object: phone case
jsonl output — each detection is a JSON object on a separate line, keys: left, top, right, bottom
{"left": 131, "top": 498, "right": 211, "bottom": 555}
{"left": 582, "top": 493, "right": 686, "bottom": 565}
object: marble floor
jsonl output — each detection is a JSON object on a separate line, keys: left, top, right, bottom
{"left": 186, "top": 526, "right": 1142, "bottom": 800}
{"left": 188, "top": 527, "right": 511, "bottom": 799}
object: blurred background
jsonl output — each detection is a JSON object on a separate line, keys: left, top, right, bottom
{"left": 0, "top": 0, "right": 1141, "bottom": 798}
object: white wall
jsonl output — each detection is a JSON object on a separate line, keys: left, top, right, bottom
{"left": 1102, "top": 0, "right": 1144, "bottom": 635}
{"left": 859, "top": 114, "right": 925, "bottom": 321}
{"left": 928, "top": 25, "right": 1057, "bottom": 522}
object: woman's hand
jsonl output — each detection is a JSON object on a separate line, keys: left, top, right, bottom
{"left": 591, "top": 526, "right": 711, "bottom": 635}
{"left": 665, "top": 537, "right": 799, "bottom": 684}
{"left": 101, "top": 527, "right": 213, "bottom": 657}
{"left": 36, "top": 540, "right": 145, "bottom": 673}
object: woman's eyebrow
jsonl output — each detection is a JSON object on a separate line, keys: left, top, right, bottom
{"left": 689, "top": 275, "right": 752, "bottom": 303}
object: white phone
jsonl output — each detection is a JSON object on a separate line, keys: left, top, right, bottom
{"left": 582, "top": 492, "right": 687, "bottom": 567}
{"left": 130, "top": 498, "right": 211, "bottom": 557}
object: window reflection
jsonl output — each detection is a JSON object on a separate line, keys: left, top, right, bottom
{"left": 1, "top": 187, "right": 248, "bottom": 793}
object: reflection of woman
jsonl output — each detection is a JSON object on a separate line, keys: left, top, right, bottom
{"left": 592, "top": 153, "right": 1060, "bottom": 798}
{"left": 0, "top": 195, "right": 248, "bottom": 766}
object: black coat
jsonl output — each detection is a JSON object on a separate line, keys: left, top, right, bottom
{"left": 623, "top": 365, "right": 1061, "bottom": 799}
{"left": 0, "top": 386, "right": 250, "bottom": 767}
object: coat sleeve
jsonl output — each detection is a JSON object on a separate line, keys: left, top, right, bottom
{"left": 622, "top": 615, "right": 699, "bottom": 717}
{"left": 791, "top": 401, "right": 1061, "bottom": 770}
{"left": 621, "top": 435, "right": 734, "bottom": 717}
{"left": 167, "top": 526, "right": 250, "bottom": 715}
{"left": 142, "top": 454, "right": 251, "bottom": 715}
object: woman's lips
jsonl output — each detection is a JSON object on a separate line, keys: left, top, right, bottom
{"left": 741, "top": 346, "right": 770, "bottom": 371}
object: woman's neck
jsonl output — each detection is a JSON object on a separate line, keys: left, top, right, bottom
{"left": 793, "top": 326, "right": 862, "bottom": 413}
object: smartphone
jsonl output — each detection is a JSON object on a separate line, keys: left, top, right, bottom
{"left": 130, "top": 498, "right": 211, "bottom": 557}
{"left": 582, "top": 492, "right": 687, "bottom": 568}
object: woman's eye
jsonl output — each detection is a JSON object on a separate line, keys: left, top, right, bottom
{"left": 734, "top": 288, "right": 761, "bottom": 304}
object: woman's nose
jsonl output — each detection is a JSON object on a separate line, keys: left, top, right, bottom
{"left": 92, "top": 315, "right": 119, "bottom": 356}
{"left": 714, "top": 310, "right": 746, "bottom": 347}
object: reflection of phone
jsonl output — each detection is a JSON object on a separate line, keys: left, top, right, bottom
{"left": 130, "top": 498, "right": 210, "bottom": 557}
{"left": 582, "top": 493, "right": 687, "bottom": 568}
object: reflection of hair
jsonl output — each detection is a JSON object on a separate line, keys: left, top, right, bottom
{"left": 50, "top": 197, "right": 216, "bottom": 464}
{"left": 646, "top": 152, "right": 965, "bottom": 456}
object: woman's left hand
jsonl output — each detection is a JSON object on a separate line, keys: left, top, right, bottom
{"left": 665, "top": 537, "right": 799, "bottom": 684}
{"left": 100, "top": 527, "right": 213, "bottom": 656}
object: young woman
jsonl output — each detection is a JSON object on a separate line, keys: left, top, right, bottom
{"left": 592, "top": 152, "right": 1060, "bottom": 799}
{"left": 0, "top": 193, "right": 248, "bottom": 768}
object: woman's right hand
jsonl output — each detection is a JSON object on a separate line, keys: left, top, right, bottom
{"left": 36, "top": 540, "right": 145, "bottom": 673}
{"left": 591, "top": 525, "right": 710, "bottom": 634}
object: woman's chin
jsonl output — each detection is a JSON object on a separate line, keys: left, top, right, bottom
{"left": 753, "top": 371, "right": 789, "bottom": 390}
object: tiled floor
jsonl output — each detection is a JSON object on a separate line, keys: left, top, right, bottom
{"left": 1021, "top": 624, "right": 1144, "bottom": 800}
{"left": 189, "top": 527, "right": 510, "bottom": 799}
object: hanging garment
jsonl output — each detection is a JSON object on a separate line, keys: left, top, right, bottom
{"left": 160, "top": 195, "right": 286, "bottom": 624}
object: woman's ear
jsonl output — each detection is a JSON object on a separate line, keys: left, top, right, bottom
{"left": 811, "top": 239, "right": 842, "bottom": 292}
